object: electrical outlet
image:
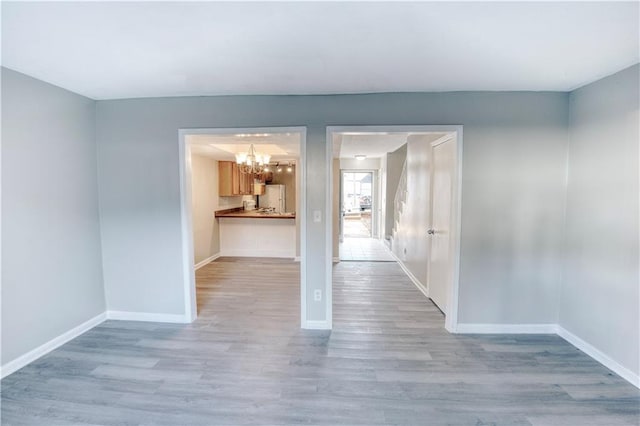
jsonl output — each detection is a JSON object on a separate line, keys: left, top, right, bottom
{"left": 314, "top": 289, "right": 322, "bottom": 301}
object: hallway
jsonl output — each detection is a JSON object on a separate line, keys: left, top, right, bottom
{"left": 1, "top": 259, "right": 638, "bottom": 425}
{"left": 339, "top": 237, "right": 395, "bottom": 262}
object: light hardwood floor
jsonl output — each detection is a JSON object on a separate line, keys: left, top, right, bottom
{"left": 2, "top": 258, "right": 639, "bottom": 425}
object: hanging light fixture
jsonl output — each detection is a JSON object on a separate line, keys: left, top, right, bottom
{"left": 286, "top": 161, "right": 293, "bottom": 173}
{"left": 235, "top": 144, "right": 271, "bottom": 174}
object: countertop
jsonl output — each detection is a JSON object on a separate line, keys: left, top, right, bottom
{"left": 215, "top": 207, "right": 295, "bottom": 219}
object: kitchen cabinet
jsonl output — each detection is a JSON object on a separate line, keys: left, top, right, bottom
{"left": 239, "top": 169, "right": 252, "bottom": 195}
{"left": 253, "top": 182, "right": 265, "bottom": 195}
{"left": 219, "top": 161, "right": 238, "bottom": 196}
{"left": 219, "top": 161, "right": 257, "bottom": 196}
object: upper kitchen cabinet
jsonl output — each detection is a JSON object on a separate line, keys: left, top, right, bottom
{"left": 238, "top": 168, "right": 253, "bottom": 195}
{"left": 219, "top": 161, "right": 240, "bottom": 196}
{"left": 253, "top": 182, "right": 265, "bottom": 196}
{"left": 219, "top": 161, "right": 260, "bottom": 196}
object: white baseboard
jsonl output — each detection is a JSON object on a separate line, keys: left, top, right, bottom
{"left": 390, "top": 251, "right": 429, "bottom": 298}
{"left": 453, "top": 323, "right": 638, "bottom": 388}
{"left": 294, "top": 256, "right": 301, "bottom": 262}
{"left": 194, "top": 253, "right": 220, "bottom": 270}
{"left": 455, "top": 323, "right": 558, "bottom": 334}
{"left": 219, "top": 249, "right": 295, "bottom": 258}
{"left": 302, "top": 320, "right": 332, "bottom": 330}
{"left": 106, "top": 311, "right": 190, "bottom": 323}
{"left": 557, "top": 326, "right": 639, "bottom": 389}
{"left": 332, "top": 257, "right": 340, "bottom": 262}
{"left": 0, "top": 312, "right": 107, "bottom": 379}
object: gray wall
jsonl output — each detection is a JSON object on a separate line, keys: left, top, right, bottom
{"left": 385, "top": 143, "right": 407, "bottom": 238}
{"left": 2, "top": 65, "right": 635, "bottom": 378}
{"left": 96, "top": 91, "right": 568, "bottom": 324}
{"left": 561, "top": 64, "right": 639, "bottom": 375}
{"left": 1, "top": 68, "right": 105, "bottom": 365}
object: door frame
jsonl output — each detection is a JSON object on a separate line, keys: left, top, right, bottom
{"left": 340, "top": 169, "right": 378, "bottom": 240}
{"left": 178, "top": 126, "right": 307, "bottom": 324}
{"left": 426, "top": 134, "right": 457, "bottom": 315}
{"left": 326, "top": 125, "right": 463, "bottom": 333}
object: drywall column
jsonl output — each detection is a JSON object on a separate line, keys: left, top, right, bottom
{"left": 1, "top": 68, "right": 105, "bottom": 370}
{"left": 305, "top": 126, "right": 330, "bottom": 325}
{"left": 561, "top": 64, "right": 639, "bottom": 380}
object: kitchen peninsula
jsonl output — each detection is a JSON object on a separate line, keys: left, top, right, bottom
{"left": 215, "top": 207, "right": 295, "bottom": 219}
{"left": 215, "top": 208, "right": 296, "bottom": 258}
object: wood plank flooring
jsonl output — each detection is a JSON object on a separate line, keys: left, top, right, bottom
{"left": 2, "top": 258, "right": 639, "bottom": 425}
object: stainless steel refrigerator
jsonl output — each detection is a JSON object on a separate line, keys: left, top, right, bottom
{"left": 261, "top": 184, "right": 286, "bottom": 212}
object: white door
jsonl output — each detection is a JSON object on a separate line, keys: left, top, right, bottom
{"left": 427, "top": 139, "right": 455, "bottom": 314}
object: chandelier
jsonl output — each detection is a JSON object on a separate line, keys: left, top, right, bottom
{"left": 235, "top": 144, "right": 271, "bottom": 174}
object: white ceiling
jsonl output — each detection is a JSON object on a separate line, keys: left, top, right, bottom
{"left": 337, "top": 134, "right": 408, "bottom": 159}
{"left": 2, "top": 2, "right": 638, "bottom": 100}
{"left": 335, "top": 132, "right": 448, "bottom": 159}
{"left": 190, "top": 131, "right": 422, "bottom": 161}
{"left": 188, "top": 133, "right": 300, "bottom": 162}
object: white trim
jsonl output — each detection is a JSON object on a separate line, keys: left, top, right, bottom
{"left": 219, "top": 249, "right": 294, "bottom": 258}
{"left": 299, "top": 128, "right": 308, "bottom": 329}
{"left": 325, "top": 127, "right": 333, "bottom": 330}
{"left": 455, "top": 323, "right": 557, "bottom": 334}
{"left": 332, "top": 257, "right": 340, "bottom": 262}
{"left": 0, "top": 312, "right": 106, "bottom": 379}
{"left": 294, "top": 256, "right": 301, "bottom": 262}
{"left": 430, "top": 133, "right": 454, "bottom": 148}
{"left": 436, "top": 130, "right": 463, "bottom": 333}
{"left": 433, "top": 319, "right": 638, "bottom": 388}
{"left": 389, "top": 250, "right": 429, "bottom": 298}
{"left": 446, "top": 127, "right": 463, "bottom": 333}
{"left": 557, "top": 326, "right": 640, "bottom": 389}
{"left": 302, "top": 320, "right": 332, "bottom": 330}
{"left": 194, "top": 253, "right": 220, "bottom": 270}
{"left": 106, "top": 311, "right": 189, "bottom": 323}
{"left": 178, "top": 126, "right": 307, "bottom": 328}
{"left": 327, "top": 125, "right": 464, "bottom": 334}
{"left": 178, "top": 130, "right": 197, "bottom": 323}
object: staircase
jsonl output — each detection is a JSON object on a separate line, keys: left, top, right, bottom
{"left": 391, "top": 160, "right": 408, "bottom": 252}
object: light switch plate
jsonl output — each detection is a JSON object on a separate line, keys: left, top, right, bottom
{"left": 313, "top": 210, "right": 322, "bottom": 223}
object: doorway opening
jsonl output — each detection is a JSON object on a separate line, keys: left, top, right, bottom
{"left": 178, "top": 127, "right": 307, "bottom": 325}
{"left": 342, "top": 171, "right": 374, "bottom": 238}
{"left": 338, "top": 169, "right": 394, "bottom": 262}
{"left": 328, "top": 126, "right": 463, "bottom": 332}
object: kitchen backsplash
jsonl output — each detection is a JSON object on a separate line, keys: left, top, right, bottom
{"left": 218, "top": 194, "right": 255, "bottom": 209}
